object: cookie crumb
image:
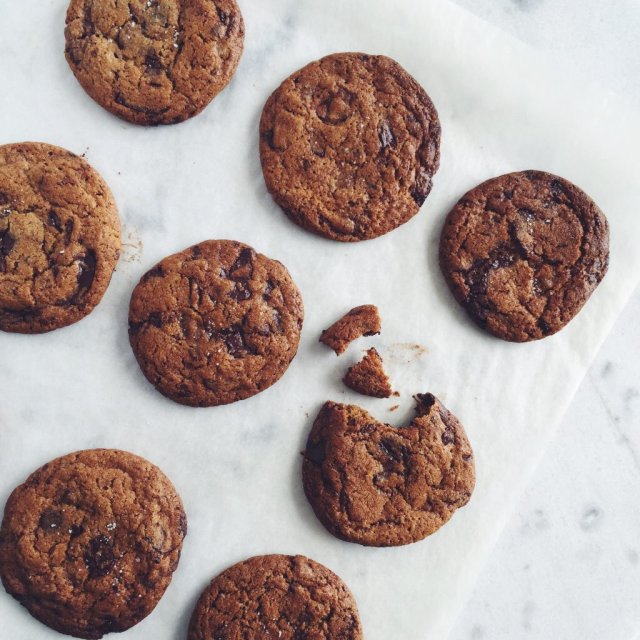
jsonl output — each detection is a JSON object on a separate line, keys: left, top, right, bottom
{"left": 319, "top": 305, "right": 381, "bottom": 355}
{"left": 343, "top": 348, "right": 392, "bottom": 398}
{"left": 388, "top": 404, "right": 399, "bottom": 412}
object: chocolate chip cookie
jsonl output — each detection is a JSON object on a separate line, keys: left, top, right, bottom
{"left": 303, "top": 394, "right": 475, "bottom": 547}
{"left": 439, "top": 170, "right": 609, "bottom": 342}
{"left": 0, "top": 449, "right": 187, "bottom": 639}
{"left": 129, "top": 240, "right": 304, "bottom": 406}
{"left": 188, "top": 555, "right": 363, "bottom": 640}
{"left": 343, "top": 348, "right": 392, "bottom": 398}
{"left": 0, "top": 142, "right": 120, "bottom": 334}
{"left": 320, "top": 304, "right": 381, "bottom": 355}
{"left": 260, "top": 53, "right": 441, "bottom": 241}
{"left": 65, "top": 0, "right": 245, "bottom": 126}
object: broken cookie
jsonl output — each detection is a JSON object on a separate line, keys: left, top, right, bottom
{"left": 343, "top": 348, "right": 392, "bottom": 398}
{"left": 302, "top": 394, "right": 475, "bottom": 547}
{"left": 319, "top": 304, "right": 381, "bottom": 355}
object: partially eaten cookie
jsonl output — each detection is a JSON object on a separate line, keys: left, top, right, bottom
{"left": 302, "top": 394, "right": 475, "bottom": 547}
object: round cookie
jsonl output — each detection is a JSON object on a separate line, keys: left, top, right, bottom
{"left": 439, "top": 170, "right": 609, "bottom": 342}
{"left": 260, "top": 52, "right": 441, "bottom": 242}
{"left": 128, "top": 240, "right": 304, "bottom": 406}
{"left": 65, "top": 0, "right": 245, "bottom": 126}
{"left": 0, "top": 449, "right": 187, "bottom": 639}
{"left": 302, "top": 394, "right": 475, "bottom": 547}
{"left": 188, "top": 555, "right": 363, "bottom": 640}
{"left": 0, "top": 142, "right": 120, "bottom": 334}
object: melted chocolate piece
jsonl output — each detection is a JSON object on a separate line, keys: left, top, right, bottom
{"left": 84, "top": 534, "right": 115, "bottom": 579}
{"left": 305, "top": 439, "right": 326, "bottom": 465}
{"left": 48, "top": 210, "right": 63, "bottom": 232}
{"left": 39, "top": 509, "right": 63, "bottom": 532}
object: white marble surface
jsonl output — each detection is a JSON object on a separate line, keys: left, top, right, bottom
{"left": 450, "top": 1, "right": 640, "bottom": 638}
{"left": 0, "top": 2, "right": 639, "bottom": 640}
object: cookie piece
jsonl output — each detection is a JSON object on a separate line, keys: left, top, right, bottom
{"left": 439, "top": 170, "right": 609, "bottom": 342}
{"left": 65, "top": 0, "right": 245, "bottom": 126}
{"left": 260, "top": 52, "right": 441, "bottom": 241}
{"left": 343, "top": 348, "right": 392, "bottom": 398}
{"left": 188, "top": 555, "right": 363, "bottom": 640}
{"left": 129, "top": 240, "right": 304, "bottom": 406}
{"left": 0, "top": 142, "right": 120, "bottom": 334}
{"left": 0, "top": 449, "right": 187, "bottom": 639}
{"left": 319, "top": 304, "right": 381, "bottom": 355}
{"left": 303, "top": 394, "right": 475, "bottom": 547}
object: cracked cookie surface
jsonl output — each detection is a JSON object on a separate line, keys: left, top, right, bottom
{"left": 188, "top": 554, "right": 363, "bottom": 640}
{"left": 303, "top": 394, "right": 475, "bottom": 547}
{"left": 0, "top": 142, "right": 120, "bottom": 334}
{"left": 0, "top": 449, "right": 187, "bottom": 639}
{"left": 129, "top": 240, "right": 304, "bottom": 406}
{"left": 439, "top": 170, "right": 609, "bottom": 342}
{"left": 65, "top": 0, "right": 244, "bottom": 125}
{"left": 260, "top": 53, "right": 441, "bottom": 241}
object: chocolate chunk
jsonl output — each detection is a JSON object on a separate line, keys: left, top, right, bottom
{"left": 262, "top": 279, "right": 275, "bottom": 299}
{"left": 0, "top": 230, "right": 15, "bottom": 256}
{"left": 64, "top": 218, "right": 74, "bottom": 243}
{"left": 39, "top": 509, "right": 63, "bottom": 531}
{"left": 141, "top": 265, "right": 164, "bottom": 282}
{"left": 147, "top": 312, "right": 162, "bottom": 328}
{"left": 410, "top": 167, "right": 432, "bottom": 205}
{"left": 441, "top": 427, "right": 455, "bottom": 445}
{"left": 144, "top": 50, "right": 164, "bottom": 72}
{"left": 48, "top": 210, "right": 63, "bottom": 231}
{"left": 230, "top": 247, "right": 254, "bottom": 278}
{"left": 305, "top": 439, "right": 326, "bottom": 465}
{"left": 84, "top": 535, "right": 115, "bottom": 579}
{"left": 217, "top": 325, "right": 249, "bottom": 357}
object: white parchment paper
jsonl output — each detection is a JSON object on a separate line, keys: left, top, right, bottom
{"left": 1, "top": 1, "right": 640, "bottom": 639}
